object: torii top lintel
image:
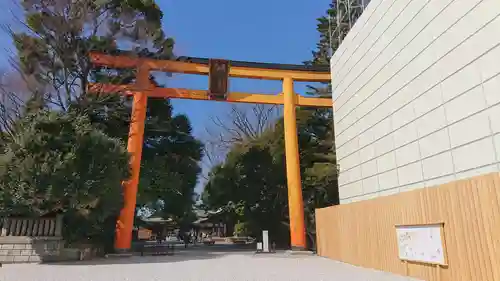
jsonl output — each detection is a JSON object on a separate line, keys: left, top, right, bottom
{"left": 88, "top": 50, "right": 333, "bottom": 107}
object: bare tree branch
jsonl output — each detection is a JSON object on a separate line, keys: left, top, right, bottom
{"left": 0, "top": 68, "right": 34, "bottom": 136}
{"left": 2, "top": 0, "right": 171, "bottom": 115}
{"left": 203, "top": 103, "right": 282, "bottom": 167}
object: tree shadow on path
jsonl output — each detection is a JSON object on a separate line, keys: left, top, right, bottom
{"left": 43, "top": 244, "right": 257, "bottom": 266}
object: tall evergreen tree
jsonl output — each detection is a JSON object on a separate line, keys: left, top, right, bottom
{"left": 5, "top": 0, "right": 203, "bottom": 232}
{"left": 139, "top": 98, "right": 204, "bottom": 220}
{"left": 304, "top": 2, "right": 337, "bottom": 97}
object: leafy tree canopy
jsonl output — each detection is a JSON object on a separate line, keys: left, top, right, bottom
{"left": 202, "top": 108, "right": 338, "bottom": 247}
{"left": 8, "top": 0, "right": 204, "bottom": 225}
{"left": 0, "top": 110, "right": 129, "bottom": 245}
{"left": 0, "top": 1, "right": 203, "bottom": 254}
{"left": 0, "top": 110, "right": 129, "bottom": 216}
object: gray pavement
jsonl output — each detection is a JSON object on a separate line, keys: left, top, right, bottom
{"left": 0, "top": 246, "right": 422, "bottom": 281}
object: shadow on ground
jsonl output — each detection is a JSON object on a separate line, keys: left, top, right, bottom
{"left": 45, "top": 244, "right": 258, "bottom": 266}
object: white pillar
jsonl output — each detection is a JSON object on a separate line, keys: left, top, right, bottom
{"left": 262, "top": 230, "right": 269, "bottom": 253}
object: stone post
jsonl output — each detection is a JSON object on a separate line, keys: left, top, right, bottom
{"left": 54, "top": 215, "right": 63, "bottom": 237}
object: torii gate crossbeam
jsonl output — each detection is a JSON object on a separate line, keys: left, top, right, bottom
{"left": 88, "top": 51, "right": 332, "bottom": 252}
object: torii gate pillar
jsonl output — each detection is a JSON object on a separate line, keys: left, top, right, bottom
{"left": 283, "top": 77, "right": 306, "bottom": 250}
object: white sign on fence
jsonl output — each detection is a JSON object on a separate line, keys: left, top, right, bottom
{"left": 395, "top": 223, "right": 447, "bottom": 265}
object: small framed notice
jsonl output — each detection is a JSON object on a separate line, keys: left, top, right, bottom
{"left": 395, "top": 223, "right": 447, "bottom": 266}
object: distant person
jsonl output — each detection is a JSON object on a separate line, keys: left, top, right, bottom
{"left": 183, "top": 232, "right": 189, "bottom": 248}
{"left": 155, "top": 230, "right": 163, "bottom": 244}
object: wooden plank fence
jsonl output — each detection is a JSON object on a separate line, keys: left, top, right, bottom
{"left": 0, "top": 216, "right": 63, "bottom": 237}
{"left": 315, "top": 173, "right": 500, "bottom": 281}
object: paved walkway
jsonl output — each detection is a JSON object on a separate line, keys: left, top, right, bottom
{"left": 0, "top": 247, "right": 421, "bottom": 281}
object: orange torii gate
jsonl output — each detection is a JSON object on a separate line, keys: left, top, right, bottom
{"left": 88, "top": 51, "right": 332, "bottom": 252}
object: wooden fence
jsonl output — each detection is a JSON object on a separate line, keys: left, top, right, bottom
{"left": 316, "top": 173, "right": 500, "bottom": 281}
{"left": 0, "top": 216, "right": 63, "bottom": 237}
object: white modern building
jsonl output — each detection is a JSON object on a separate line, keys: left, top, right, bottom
{"left": 331, "top": 0, "right": 500, "bottom": 203}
